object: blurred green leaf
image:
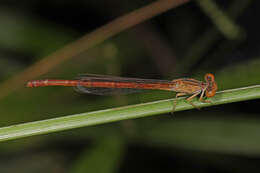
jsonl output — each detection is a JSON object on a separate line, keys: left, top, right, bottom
{"left": 177, "top": 0, "right": 252, "bottom": 75}
{"left": 0, "top": 9, "right": 77, "bottom": 56}
{"left": 138, "top": 115, "right": 260, "bottom": 155}
{"left": 217, "top": 58, "right": 260, "bottom": 90}
{"left": 70, "top": 135, "right": 125, "bottom": 173}
{"left": 197, "top": 0, "right": 243, "bottom": 40}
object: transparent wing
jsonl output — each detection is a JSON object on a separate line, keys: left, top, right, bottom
{"left": 76, "top": 73, "right": 171, "bottom": 83}
{"left": 75, "top": 86, "right": 145, "bottom": 95}
{"left": 74, "top": 74, "right": 172, "bottom": 95}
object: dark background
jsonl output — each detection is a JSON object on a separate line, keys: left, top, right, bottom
{"left": 0, "top": 0, "right": 260, "bottom": 172}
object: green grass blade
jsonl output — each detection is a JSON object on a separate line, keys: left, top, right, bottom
{"left": 197, "top": 0, "right": 243, "bottom": 40}
{"left": 138, "top": 116, "right": 260, "bottom": 155}
{"left": 69, "top": 135, "right": 125, "bottom": 173}
{"left": 0, "top": 85, "right": 260, "bottom": 142}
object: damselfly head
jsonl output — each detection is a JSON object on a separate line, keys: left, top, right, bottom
{"left": 204, "top": 73, "right": 215, "bottom": 82}
{"left": 204, "top": 73, "right": 217, "bottom": 97}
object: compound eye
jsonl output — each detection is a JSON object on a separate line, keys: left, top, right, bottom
{"left": 205, "top": 73, "right": 215, "bottom": 82}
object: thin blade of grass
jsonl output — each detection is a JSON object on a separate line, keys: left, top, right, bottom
{"left": 0, "top": 85, "right": 260, "bottom": 142}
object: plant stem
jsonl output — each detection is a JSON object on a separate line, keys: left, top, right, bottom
{"left": 0, "top": 85, "right": 260, "bottom": 142}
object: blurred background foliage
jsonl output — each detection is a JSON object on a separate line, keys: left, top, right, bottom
{"left": 0, "top": 0, "right": 260, "bottom": 172}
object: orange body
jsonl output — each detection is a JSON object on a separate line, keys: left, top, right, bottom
{"left": 27, "top": 73, "right": 217, "bottom": 107}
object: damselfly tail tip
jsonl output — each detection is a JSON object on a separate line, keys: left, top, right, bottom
{"left": 26, "top": 81, "right": 33, "bottom": 87}
{"left": 26, "top": 81, "right": 38, "bottom": 87}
